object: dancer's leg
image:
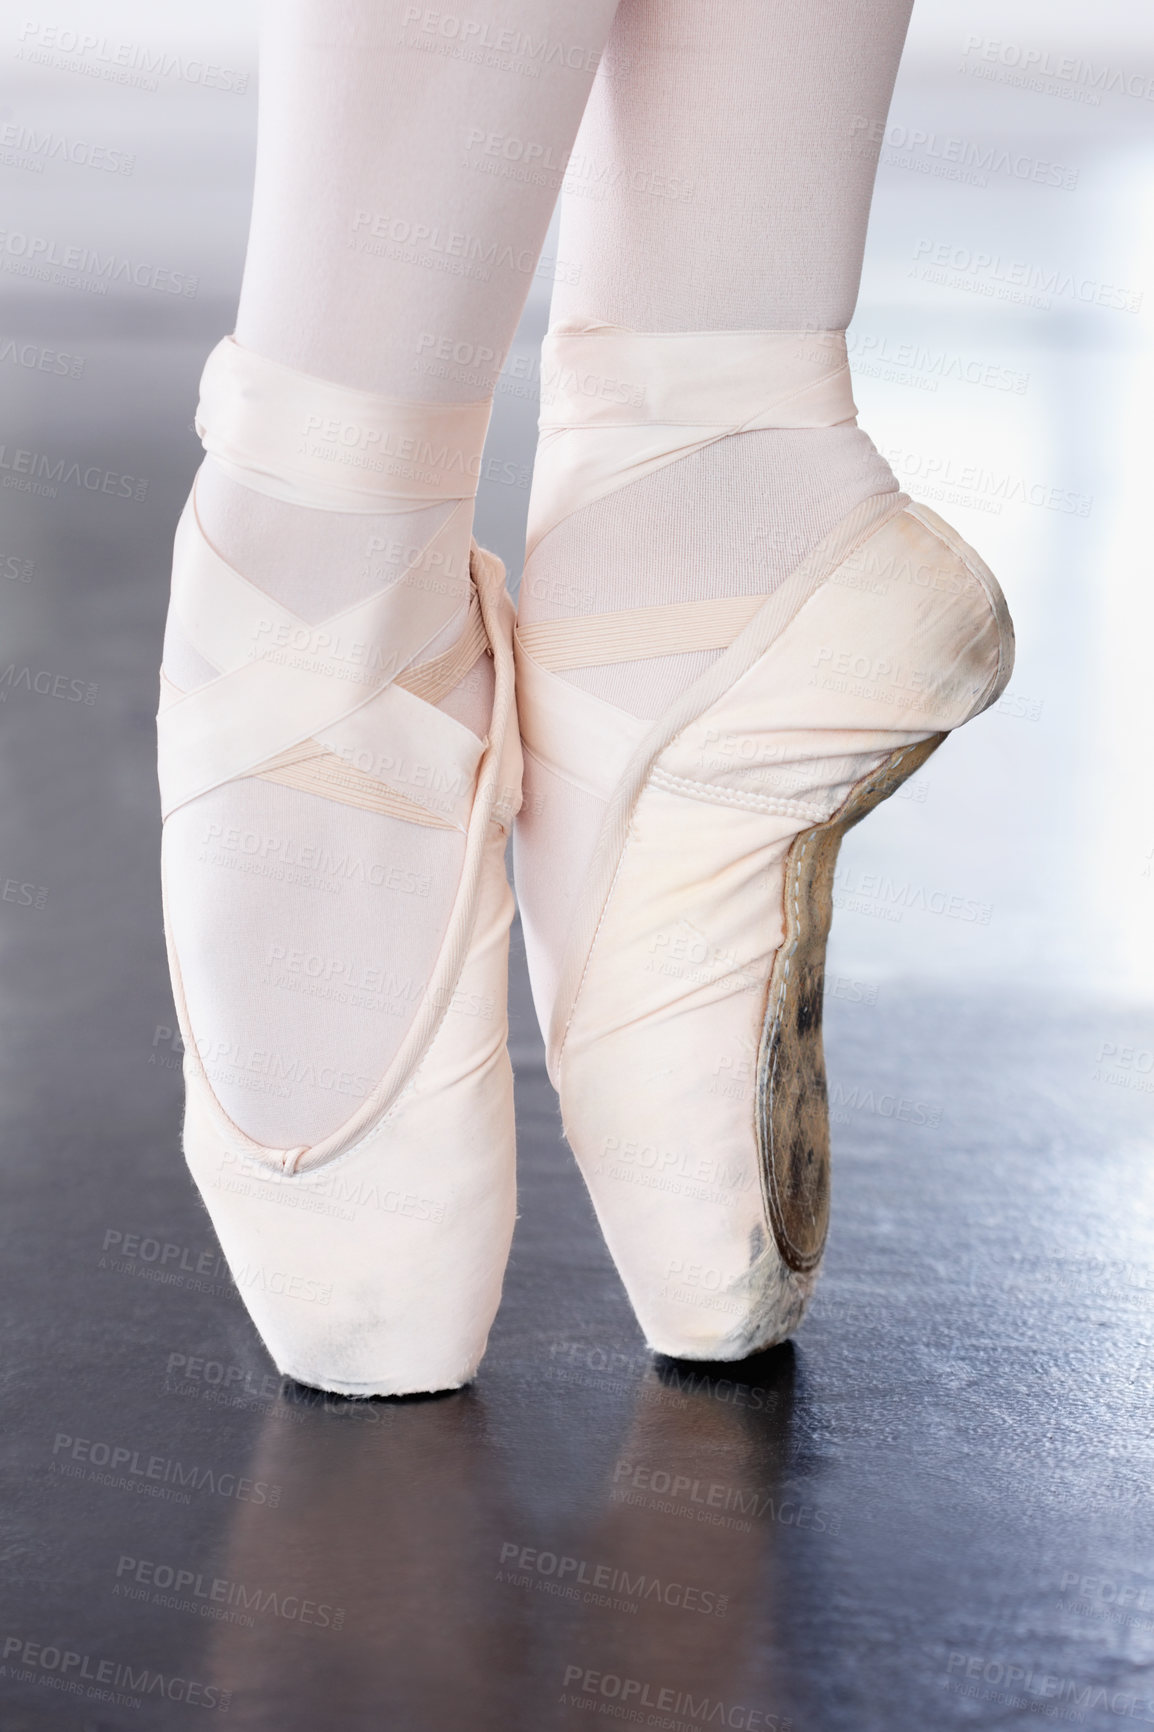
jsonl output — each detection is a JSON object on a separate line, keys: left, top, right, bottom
{"left": 521, "top": 0, "right": 913, "bottom": 719}
{"left": 553, "top": 0, "right": 913, "bottom": 335}
{"left": 163, "top": 0, "right": 620, "bottom": 1147}
{"left": 517, "top": 0, "right": 915, "bottom": 990}
{"left": 512, "top": 0, "right": 1012, "bottom": 1363}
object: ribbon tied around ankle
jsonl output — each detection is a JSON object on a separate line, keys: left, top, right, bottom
{"left": 158, "top": 336, "right": 496, "bottom": 823}
{"left": 527, "top": 323, "right": 857, "bottom": 556}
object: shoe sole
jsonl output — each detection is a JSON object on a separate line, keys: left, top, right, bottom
{"left": 756, "top": 731, "right": 946, "bottom": 1274}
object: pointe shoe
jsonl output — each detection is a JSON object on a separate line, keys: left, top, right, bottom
{"left": 157, "top": 338, "right": 521, "bottom": 1395}
{"left": 514, "top": 324, "right": 1014, "bottom": 1360}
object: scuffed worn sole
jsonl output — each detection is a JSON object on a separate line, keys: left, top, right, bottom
{"left": 756, "top": 732, "right": 946, "bottom": 1275}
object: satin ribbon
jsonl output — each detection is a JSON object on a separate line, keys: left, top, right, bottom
{"left": 158, "top": 496, "right": 478, "bottom": 821}
{"left": 196, "top": 335, "right": 493, "bottom": 513}
{"left": 527, "top": 323, "right": 857, "bottom": 556}
{"left": 159, "top": 336, "right": 491, "bottom": 816}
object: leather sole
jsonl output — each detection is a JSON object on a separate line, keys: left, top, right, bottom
{"left": 757, "top": 732, "right": 946, "bottom": 1274}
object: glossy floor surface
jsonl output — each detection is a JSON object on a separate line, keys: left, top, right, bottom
{"left": 2, "top": 3, "right": 1154, "bottom": 1727}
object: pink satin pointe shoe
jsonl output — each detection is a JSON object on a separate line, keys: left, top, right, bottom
{"left": 157, "top": 338, "right": 521, "bottom": 1396}
{"left": 514, "top": 324, "right": 1014, "bottom": 1360}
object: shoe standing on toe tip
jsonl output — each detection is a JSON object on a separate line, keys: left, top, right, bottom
{"left": 514, "top": 325, "right": 1014, "bottom": 1361}
{"left": 158, "top": 339, "right": 522, "bottom": 1397}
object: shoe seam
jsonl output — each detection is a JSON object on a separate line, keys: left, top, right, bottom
{"left": 648, "top": 767, "right": 828, "bottom": 823}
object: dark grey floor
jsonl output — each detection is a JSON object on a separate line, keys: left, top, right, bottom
{"left": 4, "top": 12, "right": 1154, "bottom": 1730}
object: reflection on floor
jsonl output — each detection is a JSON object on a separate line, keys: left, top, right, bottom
{"left": 1, "top": 3, "right": 1153, "bottom": 1727}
